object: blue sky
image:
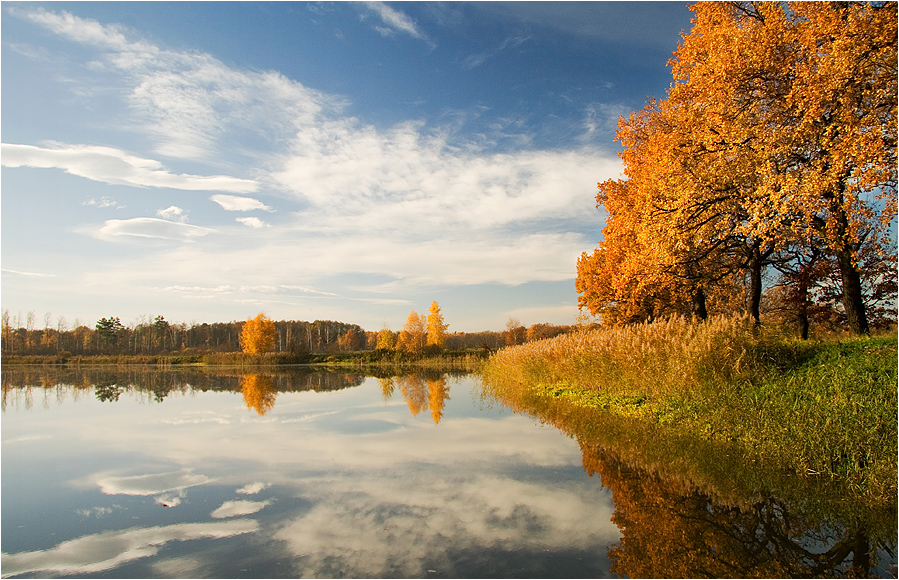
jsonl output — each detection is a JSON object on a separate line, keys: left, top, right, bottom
{"left": 1, "top": 1, "right": 694, "bottom": 333}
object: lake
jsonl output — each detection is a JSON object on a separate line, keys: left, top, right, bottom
{"left": 2, "top": 367, "right": 895, "bottom": 578}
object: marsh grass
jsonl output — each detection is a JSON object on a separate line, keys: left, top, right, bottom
{"left": 4, "top": 349, "right": 487, "bottom": 371}
{"left": 480, "top": 314, "right": 897, "bottom": 501}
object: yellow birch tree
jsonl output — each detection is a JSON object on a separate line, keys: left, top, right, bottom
{"left": 240, "top": 313, "right": 276, "bottom": 354}
{"left": 426, "top": 301, "right": 448, "bottom": 348}
{"left": 400, "top": 310, "right": 427, "bottom": 354}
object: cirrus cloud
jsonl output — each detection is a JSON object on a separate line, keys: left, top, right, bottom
{"left": 96, "top": 218, "right": 215, "bottom": 241}
{"left": 362, "top": 1, "right": 432, "bottom": 45}
{"left": 1, "top": 143, "right": 258, "bottom": 193}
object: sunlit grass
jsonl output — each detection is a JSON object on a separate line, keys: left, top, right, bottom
{"left": 480, "top": 315, "right": 898, "bottom": 500}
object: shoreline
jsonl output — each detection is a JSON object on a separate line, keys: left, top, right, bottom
{"left": 479, "top": 316, "right": 898, "bottom": 504}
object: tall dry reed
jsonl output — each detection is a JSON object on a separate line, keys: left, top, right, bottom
{"left": 482, "top": 314, "right": 778, "bottom": 400}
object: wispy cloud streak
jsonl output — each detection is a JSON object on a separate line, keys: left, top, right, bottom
{"left": 1, "top": 143, "right": 258, "bottom": 193}
{"left": 362, "top": 2, "right": 433, "bottom": 46}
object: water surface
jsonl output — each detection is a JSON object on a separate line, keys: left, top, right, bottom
{"left": 2, "top": 367, "right": 895, "bottom": 578}
{"left": 2, "top": 369, "right": 619, "bottom": 578}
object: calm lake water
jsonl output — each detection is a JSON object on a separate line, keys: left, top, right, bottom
{"left": 2, "top": 367, "right": 896, "bottom": 578}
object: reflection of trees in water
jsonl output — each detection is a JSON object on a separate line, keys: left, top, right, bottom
{"left": 378, "top": 377, "right": 396, "bottom": 400}
{"left": 241, "top": 374, "right": 277, "bottom": 416}
{"left": 4, "top": 366, "right": 454, "bottom": 423}
{"left": 388, "top": 373, "right": 450, "bottom": 425}
{"left": 399, "top": 375, "right": 429, "bottom": 417}
{"left": 94, "top": 382, "right": 124, "bottom": 402}
{"left": 1, "top": 368, "right": 366, "bottom": 413}
{"left": 428, "top": 378, "right": 449, "bottom": 424}
{"left": 582, "top": 444, "right": 883, "bottom": 578}
{"left": 481, "top": 379, "right": 896, "bottom": 577}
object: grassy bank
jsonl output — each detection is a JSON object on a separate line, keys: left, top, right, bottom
{"left": 2, "top": 349, "right": 487, "bottom": 371}
{"left": 480, "top": 315, "right": 897, "bottom": 502}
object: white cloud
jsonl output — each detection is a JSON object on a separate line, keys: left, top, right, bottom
{"left": 1, "top": 269, "right": 57, "bottom": 278}
{"left": 82, "top": 196, "right": 125, "bottom": 209}
{"left": 235, "top": 217, "right": 270, "bottom": 229}
{"left": 1, "top": 143, "right": 258, "bottom": 193}
{"left": 156, "top": 205, "right": 188, "bottom": 223}
{"left": 362, "top": 2, "right": 432, "bottom": 45}
{"left": 96, "top": 218, "right": 215, "bottom": 241}
{"left": 270, "top": 120, "right": 617, "bottom": 235}
{"left": 95, "top": 470, "right": 211, "bottom": 496}
{"left": 19, "top": 9, "right": 343, "bottom": 162}
{"left": 210, "top": 194, "right": 274, "bottom": 212}
{"left": 237, "top": 482, "right": 270, "bottom": 495}
{"left": 0, "top": 520, "right": 259, "bottom": 577}
{"left": 10, "top": 7, "right": 620, "bottom": 320}
{"left": 210, "top": 500, "right": 273, "bottom": 519}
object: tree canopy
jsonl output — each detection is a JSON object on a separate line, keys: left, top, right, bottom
{"left": 240, "top": 313, "right": 277, "bottom": 354}
{"left": 577, "top": 1, "right": 897, "bottom": 335}
{"left": 426, "top": 301, "right": 449, "bottom": 348}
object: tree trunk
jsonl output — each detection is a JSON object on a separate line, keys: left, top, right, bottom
{"left": 836, "top": 247, "right": 870, "bottom": 335}
{"left": 746, "top": 245, "right": 763, "bottom": 325}
{"left": 692, "top": 286, "right": 708, "bottom": 320}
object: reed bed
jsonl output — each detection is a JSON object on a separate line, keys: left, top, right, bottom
{"left": 480, "top": 314, "right": 897, "bottom": 500}
{"left": 482, "top": 314, "right": 774, "bottom": 397}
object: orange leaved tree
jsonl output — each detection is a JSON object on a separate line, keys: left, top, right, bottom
{"left": 426, "top": 301, "right": 448, "bottom": 348}
{"left": 240, "top": 313, "right": 276, "bottom": 354}
{"left": 578, "top": 2, "right": 897, "bottom": 334}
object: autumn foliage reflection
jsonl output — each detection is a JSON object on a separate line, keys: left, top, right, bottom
{"left": 380, "top": 373, "right": 450, "bottom": 425}
{"left": 481, "top": 371, "right": 895, "bottom": 577}
{"left": 582, "top": 444, "right": 879, "bottom": 578}
{"left": 241, "top": 374, "right": 277, "bottom": 416}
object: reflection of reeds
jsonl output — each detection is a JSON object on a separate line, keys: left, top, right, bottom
{"left": 481, "top": 314, "right": 898, "bottom": 506}
{"left": 482, "top": 368, "right": 897, "bottom": 558}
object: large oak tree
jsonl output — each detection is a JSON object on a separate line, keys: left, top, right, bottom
{"left": 578, "top": 1, "right": 897, "bottom": 334}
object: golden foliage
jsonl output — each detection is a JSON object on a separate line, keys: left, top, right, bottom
{"left": 376, "top": 325, "right": 396, "bottom": 350}
{"left": 240, "top": 313, "right": 276, "bottom": 354}
{"left": 426, "top": 301, "right": 448, "bottom": 348}
{"left": 398, "top": 374, "right": 428, "bottom": 416}
{"left": 399, "top": 310, "right": 427, "bottom": 354}
{"left": 427, "top": 377, "right": 449, "bottom": 425}
{"left": 577, "top": 2, "right": 897, "bottom": 334}
{"left": 241, "top": 374, "right": 277, "bottom": 416}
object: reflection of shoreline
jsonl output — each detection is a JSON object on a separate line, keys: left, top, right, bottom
{"left": 483, "top": 381, "right": 898, "bottom": 577}
{"left": 2, "top": 368, "right": 457, "bottom": 422}
{"left": 583, "top": 443, "right": 883, "bottom": 578}
{"left": 1, "top": 368, "right": 368, "bottom": 411}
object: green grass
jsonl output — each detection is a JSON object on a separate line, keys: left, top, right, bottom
{"left": 2, "top": 349, "right": 488, "bottom": 371}
{"left": 480, "top": 315, "right": 898, "bottom": 503}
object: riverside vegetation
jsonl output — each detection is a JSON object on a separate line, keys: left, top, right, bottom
{"left": 480, "top": 314, "right": 897, "bottom": 506}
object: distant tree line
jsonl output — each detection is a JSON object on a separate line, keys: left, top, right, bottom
{"left": 1, "top": 312, "right": 365, "bottom": 356}
{"left": 0, "top": 308, "right": 575, "bottom": 357}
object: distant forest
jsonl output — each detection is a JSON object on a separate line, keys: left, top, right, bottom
{"left": 0, "top": 311, "right": 573, "bottom": 356}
